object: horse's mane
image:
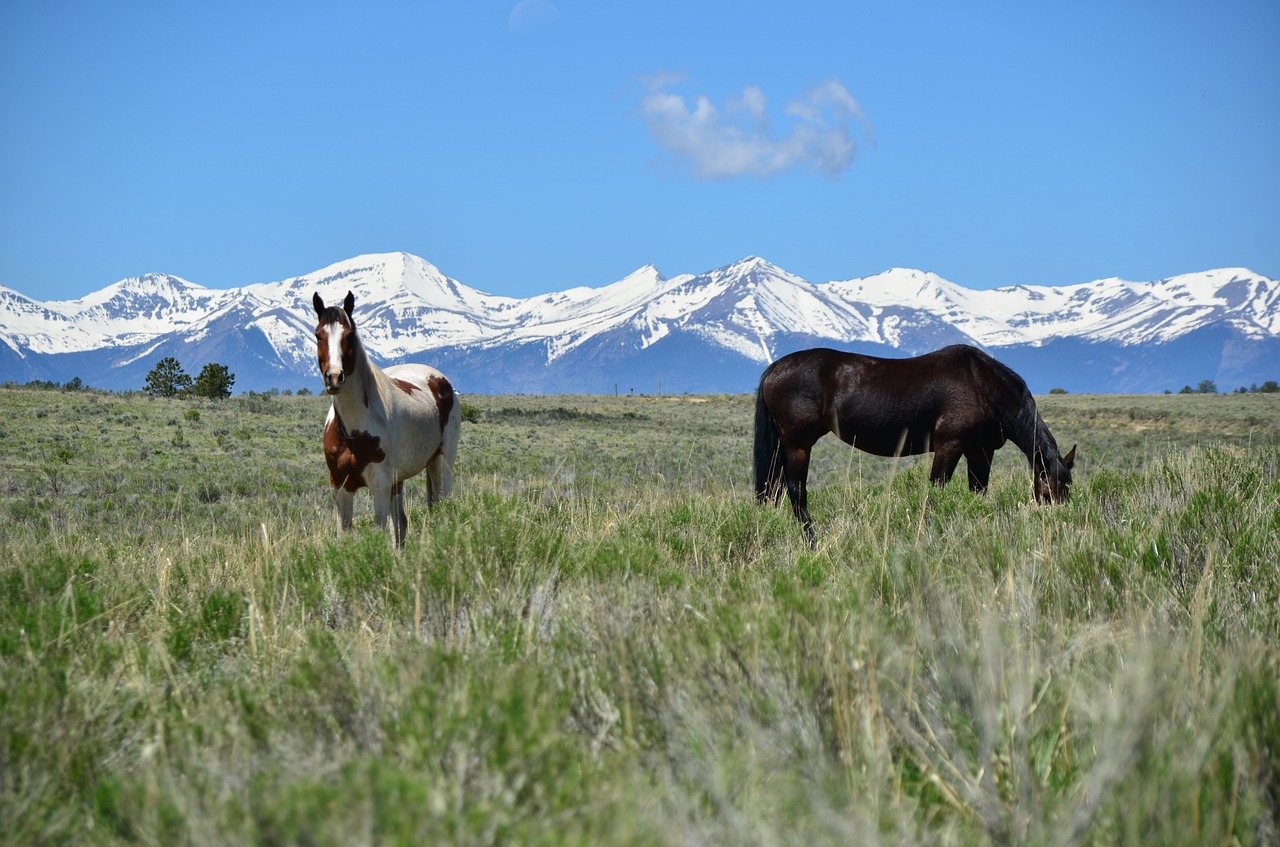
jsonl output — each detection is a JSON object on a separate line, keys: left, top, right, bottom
{"left": 982, "top": 351, "right": 1063, "bottom": 473}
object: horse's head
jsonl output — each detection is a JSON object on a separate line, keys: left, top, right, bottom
{"left": 313, "top": 291, "right": 357, "bottom": 395}
{"left": 1034, "top": 444, "right": 1076, "bottom": 504}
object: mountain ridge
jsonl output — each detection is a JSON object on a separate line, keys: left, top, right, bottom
{"left": 1, "top": 252, "right": 1276, "bottom": 394}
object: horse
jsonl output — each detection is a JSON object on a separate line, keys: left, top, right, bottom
{"left": 754, "top": 344, "right": 1075, "bottom": 541}
{"left": 312, "top": 291, "right": 461, "bottom": 547}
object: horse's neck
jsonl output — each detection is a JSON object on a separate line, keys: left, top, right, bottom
{"left": 332, "top": 339, "right": 386, "bottom": 424}
{"left": 1012, "top": 410, "right": 1057, "bottom": 469}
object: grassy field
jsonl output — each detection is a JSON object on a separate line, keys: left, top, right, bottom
{"left": 1, "top": 386, "right": 1278, "bottom": 845}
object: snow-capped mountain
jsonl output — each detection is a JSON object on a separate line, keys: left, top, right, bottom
{"left": 1, "top": 252, "right": 1276, "bottom": 394}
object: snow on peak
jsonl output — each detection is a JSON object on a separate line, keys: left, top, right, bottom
{"left": 1, "top": 253, "right": 1275, "bottom": 369}
{"left": 822, "top": 266, "right": 1280, "bottom": 347}
{"left": 641, "top": 256, "right": 876, "bottom": 361}
{"left": 497, "top": 263, "right": 682, "bottom": 361}
{"left": 68, "top": 272, "right": 209, "bottom": 310}
{"left": 627, "top": 264, "right": 665, "bottom": 282}
{"left": 724, "top": 255, "right": 772, "bottom": 272}
{"left": 829, "top": 268, "right": 967, "bottom": 304}
{"left": 0, "top": 271, "right": 229, "bottom": 354}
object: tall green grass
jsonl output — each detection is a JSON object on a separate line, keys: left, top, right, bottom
{"left": 1, "top": 388, "right": 1278, "bottom": 845}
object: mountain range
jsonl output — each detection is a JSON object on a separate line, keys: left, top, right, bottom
{"left": 2, "top": 252, "right": 1277, "bottom": 395}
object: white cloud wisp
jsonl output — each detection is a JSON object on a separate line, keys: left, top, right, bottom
{"left": 639, "top": 76, "right": 873, "bottom": 180}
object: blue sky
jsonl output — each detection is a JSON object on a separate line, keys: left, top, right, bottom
{"left": 2, "top": 1, "right": 1277, "bottom": 301}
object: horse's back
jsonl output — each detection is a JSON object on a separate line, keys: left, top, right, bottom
{"left": 761, "top": 345, "right": 1019, "bottom": 456}
{"left": 384, "top": 364, "right": 456, "bottom": 414}
{"left": 762, "top": 347, "right": 862, "bottom": 395}
{"left": 759, "top": 348, "right": 867, "bottom": 445}
{"left": 384, "top": 363, "right": 449, "bottom": 392}
{"left": 838, "top": 345, "right": 1020, "bottom": 421}
{"left": 768, "top": 344, "right": 1010, "bottom": 398}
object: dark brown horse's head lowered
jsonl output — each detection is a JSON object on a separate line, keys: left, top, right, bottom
{"left": 1033, "top": 443, "right": 1076, "bottom": 505}
{"left": 313, "top": 291, "right": 357, "bottom": 395}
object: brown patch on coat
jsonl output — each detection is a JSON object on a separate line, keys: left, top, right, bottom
{"left": 427, "top": 374, "right": 456, "bottom": 435}
{"left": 323, "top": 411, "right": 385, "bottom": 492}
{"left": 392, "top": 378, "right": 422, "bottom": 394}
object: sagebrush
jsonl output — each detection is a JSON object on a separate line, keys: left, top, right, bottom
{"left": 2, "top": 388, "right": 1278, "bottom": 845}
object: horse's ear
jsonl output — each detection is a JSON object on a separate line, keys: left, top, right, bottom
{"left": 1064, "top": 445, "right": 1077, "bottom": 468}
{"left": 343, "top": 291, "right": 355, "bottom": 317}
{"left": 312, "top": 292, "right": 325, "bottom": 318}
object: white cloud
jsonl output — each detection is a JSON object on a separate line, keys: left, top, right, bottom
{"left": 638, "top": 76, "right": 873, "bottom": 180}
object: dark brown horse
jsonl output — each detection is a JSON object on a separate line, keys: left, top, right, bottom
{"left": 754, "top": 345, "right": 1075, "bottom": 540}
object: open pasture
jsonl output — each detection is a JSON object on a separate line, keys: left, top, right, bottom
{"left": 2, "top": 387, "right": 1278, "bottom": 845}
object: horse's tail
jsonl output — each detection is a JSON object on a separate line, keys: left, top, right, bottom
{"left": 426, "top": 372, "right": 461, "bottom": 501}
{"left": 753, "top": 373, "right": 784, "bottom": 504}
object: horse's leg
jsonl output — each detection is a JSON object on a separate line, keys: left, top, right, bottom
{"left": 438, "top": 414, "right": 459, "bottom": 501}
{"left": 783, "top": 445, "right": 816, "bottom": 543}
{"left": 426, "top": 451, "right": 453, "bottom": 508}
{"left": 424, "top": 470, "right": 437, "bottom": 508}
{"left": 391, "top": 482, "right": 408, "bottom": 547}
{"left": 929, "top": 441, "right": 963, "bottom": 488}
{"left": 964, "top": 446, "right": 995, "bottom": 492}
{"left": 372, "top": 481, "right": 394, "bottom": 537}
{"left": 372, "top": 481, "right": 408, "bottom": 547}
{"left": 334, "top": 487, "right": 355, "bottom": 533}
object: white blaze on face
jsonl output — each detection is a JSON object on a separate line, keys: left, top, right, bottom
{"left": 325, "top": 321, "right": 346, "bottom": 376}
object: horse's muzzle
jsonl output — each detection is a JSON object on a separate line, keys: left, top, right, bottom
{"left": 323, "top": 371, "right": 345, "bottom": 394}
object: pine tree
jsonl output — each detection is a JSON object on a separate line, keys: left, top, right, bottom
{"left": 144, "top": 357, "right": 192, "bottom": 398}
{"left": 191, "top": 363, "right": 236, "bottom": 399}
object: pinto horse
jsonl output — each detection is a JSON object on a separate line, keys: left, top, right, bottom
{"left": 313, "top": 291, "right": 461, "bottom": 547}
{"left": 755, "top": 344, "right": 1075, "bottom": 540}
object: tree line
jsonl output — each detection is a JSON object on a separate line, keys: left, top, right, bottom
{"left": 144, "top": 357, "right": 236, "bottom": 399}
{"left": 8, "top": 360, "right": 1280, "bottom": 399}
{"left": 1170, "top": 379, "right": 1280, "bottom": 395}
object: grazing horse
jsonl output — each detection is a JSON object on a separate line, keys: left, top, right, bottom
{"left": 754, "top": 344, "right": 1075, "bottom": 540}
{"left": 313, "top": 291, "right": 461, "bottom": 547}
